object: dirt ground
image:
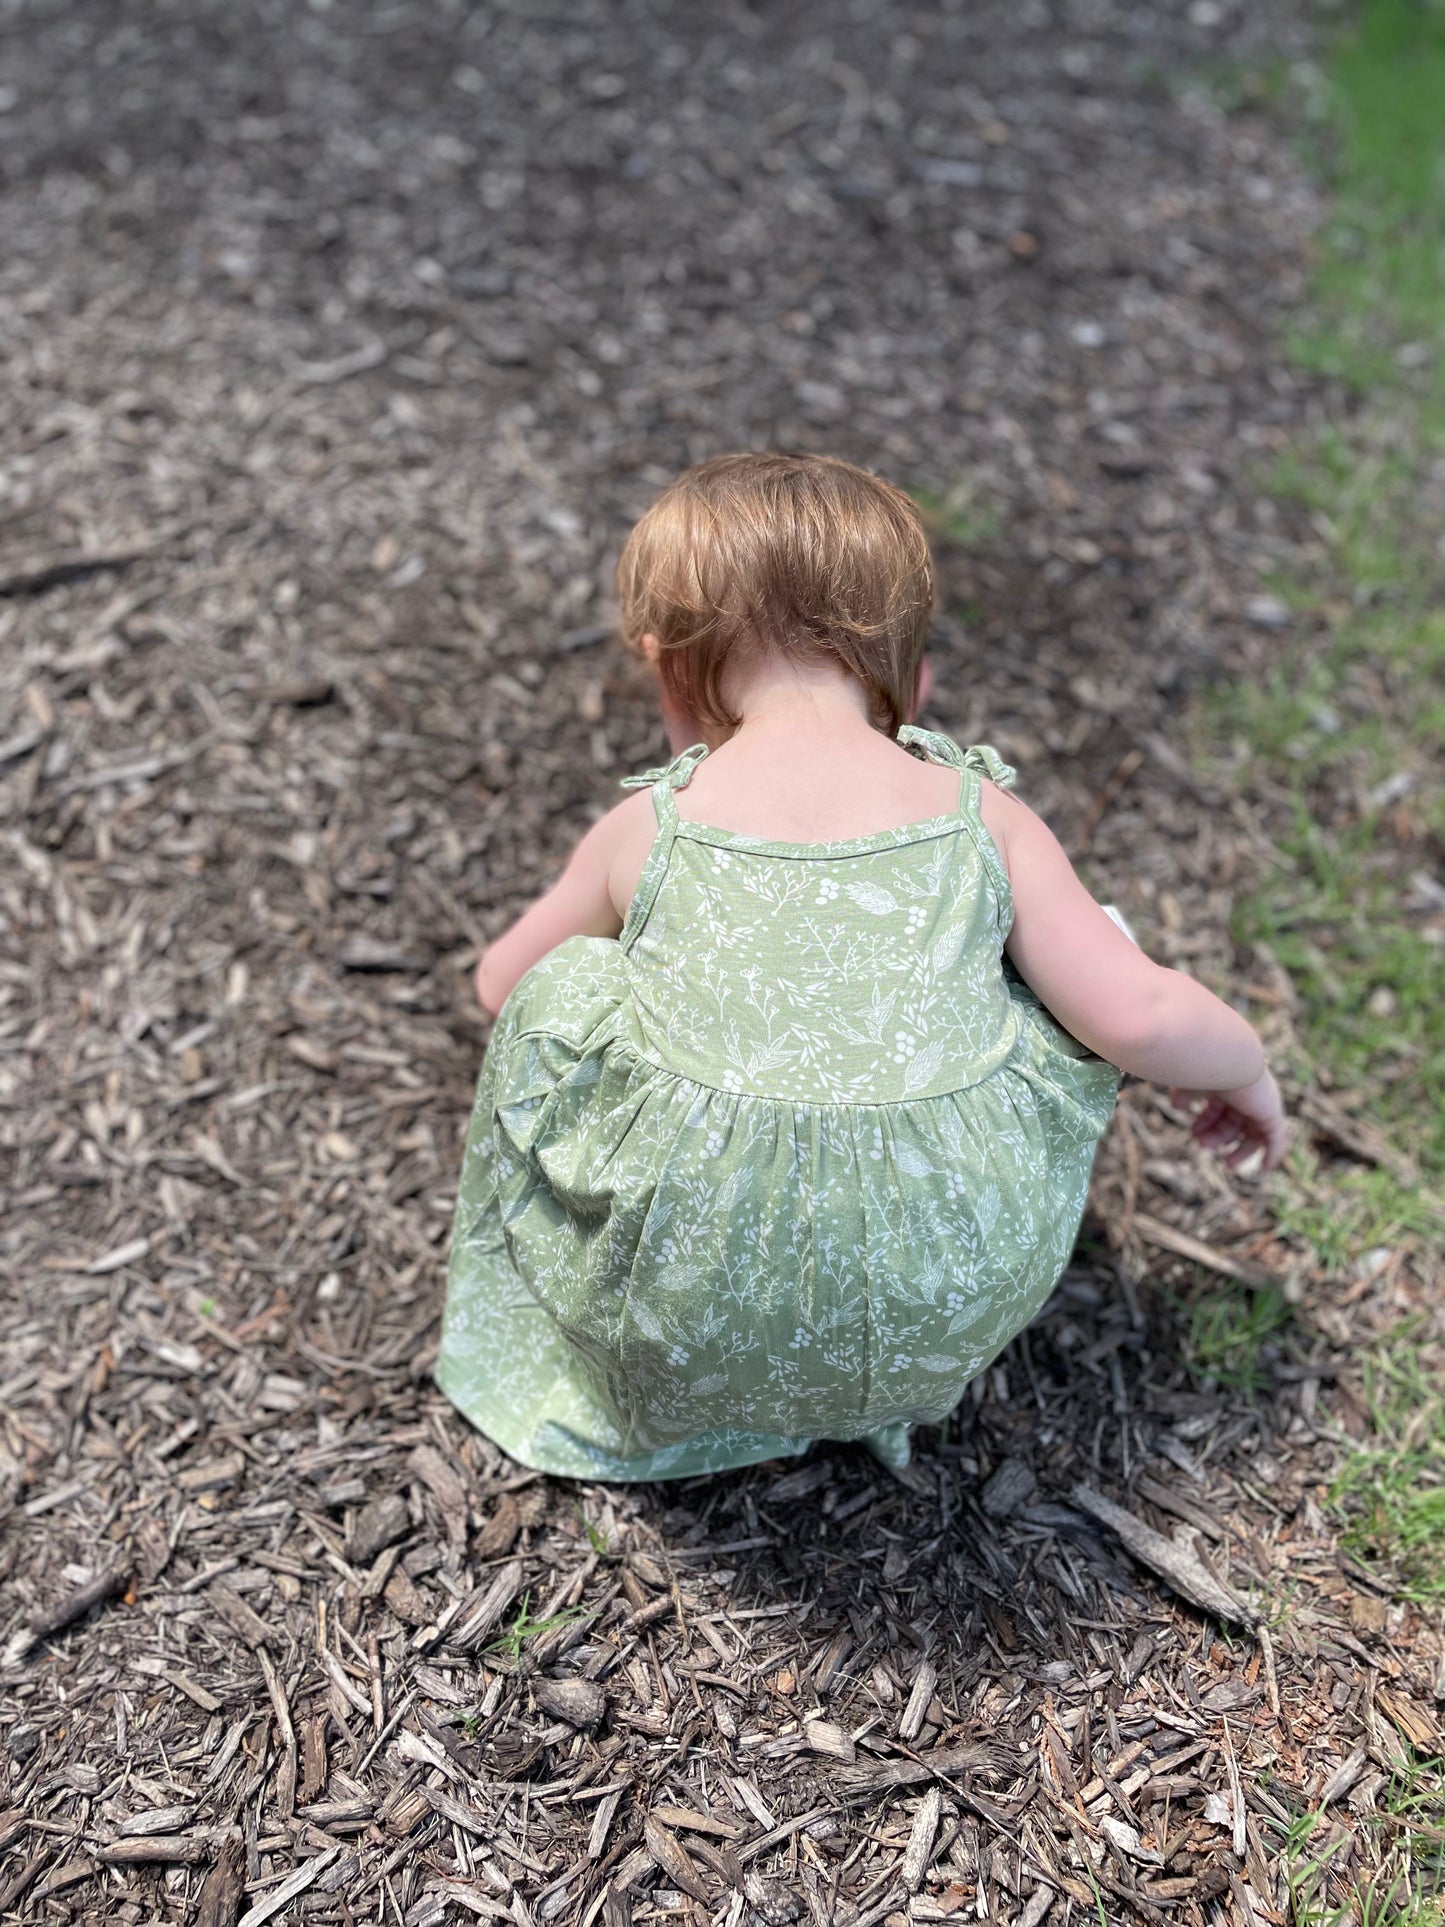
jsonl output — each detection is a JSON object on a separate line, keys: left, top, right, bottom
{"left": 2, "top": 2, "right": 1440, "bottom": 1923}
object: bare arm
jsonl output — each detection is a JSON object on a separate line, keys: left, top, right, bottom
{"left": 474, "top": 794, "right": 652, "bottom": 1017}
{"left": 981, "top": 784, "right": 1287, "bottom": 1168}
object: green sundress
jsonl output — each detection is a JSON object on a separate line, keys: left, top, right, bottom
{"left": 438, "top": 728, "right": 1118, "bottom": 1481}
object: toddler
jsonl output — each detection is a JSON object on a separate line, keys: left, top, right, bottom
{"left": 438, "top": 453, "right": 1286, "bottom": 1479}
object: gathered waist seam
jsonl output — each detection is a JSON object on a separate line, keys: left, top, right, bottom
{"left": 506, "top": 1014, "right": 1030, "bottom": 1109}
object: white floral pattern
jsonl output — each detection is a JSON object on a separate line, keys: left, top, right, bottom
{"left": 437, "top": 730, "right": 1119, "bottom": 1481}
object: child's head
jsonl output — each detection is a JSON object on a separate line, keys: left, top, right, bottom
{"left": 617, "top": 452, "right": 934, "bottom": 736}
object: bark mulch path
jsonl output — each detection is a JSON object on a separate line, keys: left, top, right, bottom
{"left": 1, "top": 3, "right": 1440, "bottom": 1923}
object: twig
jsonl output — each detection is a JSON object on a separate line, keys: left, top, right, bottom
{"left": 1077, "top": 747, "right": 1145, "bottom": 848}
{"left": 0, "top": 539, "right": 175, "bottom": 598}
{"left": 1131, "top": 1213, "right": 1282, "bottom": 1289}
{"left": 15, "top": 1566, "right": 130, "bottom": 1657}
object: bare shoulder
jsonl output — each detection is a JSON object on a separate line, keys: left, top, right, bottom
{"left": 975, "top": 777, "right": 1042, "bottom": 866}
{"left": 591, "top": 788, "right": 662, "bottom": 917}
{"left": 573, "top": 787, "right": 656, "bottom": 852}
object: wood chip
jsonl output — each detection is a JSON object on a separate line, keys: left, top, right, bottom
{"left": 177, "top": 1452, "right": 246, "bottom": 1493}
{"left": 408, "top": 1444, "right": 469, "bottom": 1547}
{"left": 898, "top": 1659, "right": 939, "bottom": 1742}
{"left": 258, "top": 1646, "right": 298, "bottom": 1819}
{"left": 0, "top": 725, "right": 47, "bottom": 768}
{"left": 643, "top": 1816, "right": 711, "bottom": 1903}
{"left": 21, "top": 1566, "right": 130, "bottom": 1651}
{"left": 763, "top": 1463, "right": 831, "bottom": 1504}
{"left": 473, "top": 1492, "right": 522, "bottom": 1559}
{"left": 448, "top": 1558, "right": 524, "bottom": 1652}
{"left": 901, "top": 1786, "right": 941, "bottom": 1891}
{"left": 0, "top": 539, "right": 174, "bottom": 598}
{"left": 1017, "top": 1889, "right": 1055, "bottom": 1927}
{"left": 1071, "top": 1485, "right": 1259, "bottom": 1626}
{"left": 742, "top": 1867, "right": 801, "bottom": 1924}
{"left": 208, "top": 1581, "right": 276, "bottom": 1650}
{"left": 118, "top": 1805, "right": 195, "bottom": 1836}
{"left": 347, "top": 1493, "right": 411, "bottom": 1564}
{"left": 1220, "top": 1713, "right": 1247, "bottom": 1861}
{"left": 729, "top": 1777, "right": 778, "bottom": 1830}
{"left": 802, "top": 1718, "right": 856, "bottom": 1763}
{"left": 650, "top": 1804, "right": 742, "bottom": 1839}
{"left": 85, "top": 1236, "right": 152, "bottom": 1275}
{"left": 337, "top": 936, "right": 429, "bottom": 973}
{"left": 1131, "top": 1472, "right": 1227, "bottom": 1542}
{"left": 236, "top": 1846, "right": 341, "bottom": 1927}
{"left": 533, "top": 1677, "right": 606, "bottom": 1730}
{"left": 1319, "top": 1747, "right": 1369, "bottom": 1808}
{"left": 383, "top": 1567, "right": 433, "bottom": 1626}
{"left": 29, "top": 1857, "right": 97, "bottom": 1901}
{"left": 196, "top": 1831, "right": 247, "bottom": 1927}
{"left": 424, "top": 1787, "right": 493, "bottom": 1838}
{"left": 1099, "top": 1815, "right": 1163, "bottom": 1867}
{"left": 620, "top": 1592, "right": 674, "bottom": 1636}
{"left": 1376, "top": 1685, "right": 1442, "bottom": 1755}
{"left": 133, "top": 1659, "right": 222, "bottom": 1713}
{"left": 837, "top": 1743, "right": 992, "bottom": 1795}
{"left": 980, "top": 1457, "right": 1036, "bottom": 1518}
{"left": 94, "top": 1829, "right": 226, "bottom": 1865}
{"left": 588, "top": 1788, "right": 626, "bottom": 1860}
{"left": 256, "top": 678, "right": 335, "bottom": 707}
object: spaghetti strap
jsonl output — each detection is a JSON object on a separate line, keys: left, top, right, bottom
{"left": 897, "top": 726, "right": 1016, "bottom": 936}
{"left": 619, "top": 742, "right": 710, "bottom": 796}
{"left": 617, "top": 743, "right": 710, "bottom": 949}
{"left": 896, "top": 725, "right": 1017, "bottom": 792}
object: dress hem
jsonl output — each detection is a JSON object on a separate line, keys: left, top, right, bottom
{"left": 434, "top": 1357, "right": 918, "bottom": 1483}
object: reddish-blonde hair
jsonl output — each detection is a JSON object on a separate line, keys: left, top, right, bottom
{"left": 616, "top": 452, "right": 934, "bottom": 736}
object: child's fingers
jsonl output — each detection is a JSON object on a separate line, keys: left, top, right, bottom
{"left": 1224, "top": 1130, "right": 1262, "bottom": 1169}
{"left": 1179, "top": 1094, "right": 1287, "bottom": 1173}
{"left": 1193, "top": 1105, "right": 1238, "bottom": 1148}
{"left": 1205, "top": 1106, "right": 1257, "bottom": 1156}
{"left": 1262, "top": 1116, "right": 1290, "bottom": 1171}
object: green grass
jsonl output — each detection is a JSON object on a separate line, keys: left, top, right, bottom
{"left": 1166, "top": 12, "right": 1445, "bottom": 1898}
{"left": 1329, "top": 1331, "right": 1445, "bottom": 1604}
{"left": 1200, "top": 0, "right": 1445, "bottom": 1205}
{"left": 1266, "top": 1742, "right": 1445, "bottom": 1923}
{"left": 1180, "top": 1279, "right": 1294, "bottom": 1396}
{"left": 1206, "top": 482, "right": 1445, "bottom": 1180}
{"left": 1272, "top": 1153, "right": 1442, "bottom": 1278}
{"left": 486, "top": 1590, "right": 588, "bottom": 1662}
{"left": 576, "top": 1503, "right": 613, "bottom": 1558}
{"left": 1279, "top": 1851, "right": 1442, "bottom": 1927}
{"left": 1290, "top": 0, "right": 1445, "bottom": 393}
{"left": 1190, "top": 0, "right": 1445, "bottom": 1621}
{"left": 911, "top": 481, "right": 1002, "bottom": 552}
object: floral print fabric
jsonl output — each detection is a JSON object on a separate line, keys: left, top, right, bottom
{"left": 437, "top": 729, "right": 1118, "bottom": 1481}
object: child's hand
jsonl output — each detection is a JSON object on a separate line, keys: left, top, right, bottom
{"left": 1169, "top": 1070, "right": 1288, "bottom": 1172}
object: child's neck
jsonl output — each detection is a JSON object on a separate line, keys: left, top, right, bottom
{"left": 725, "top": 662, "right": 877, "bottom": 742}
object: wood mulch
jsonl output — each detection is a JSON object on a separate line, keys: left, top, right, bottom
{"left": 1, "top": 2, "right": 1441, "bottom": 1923}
